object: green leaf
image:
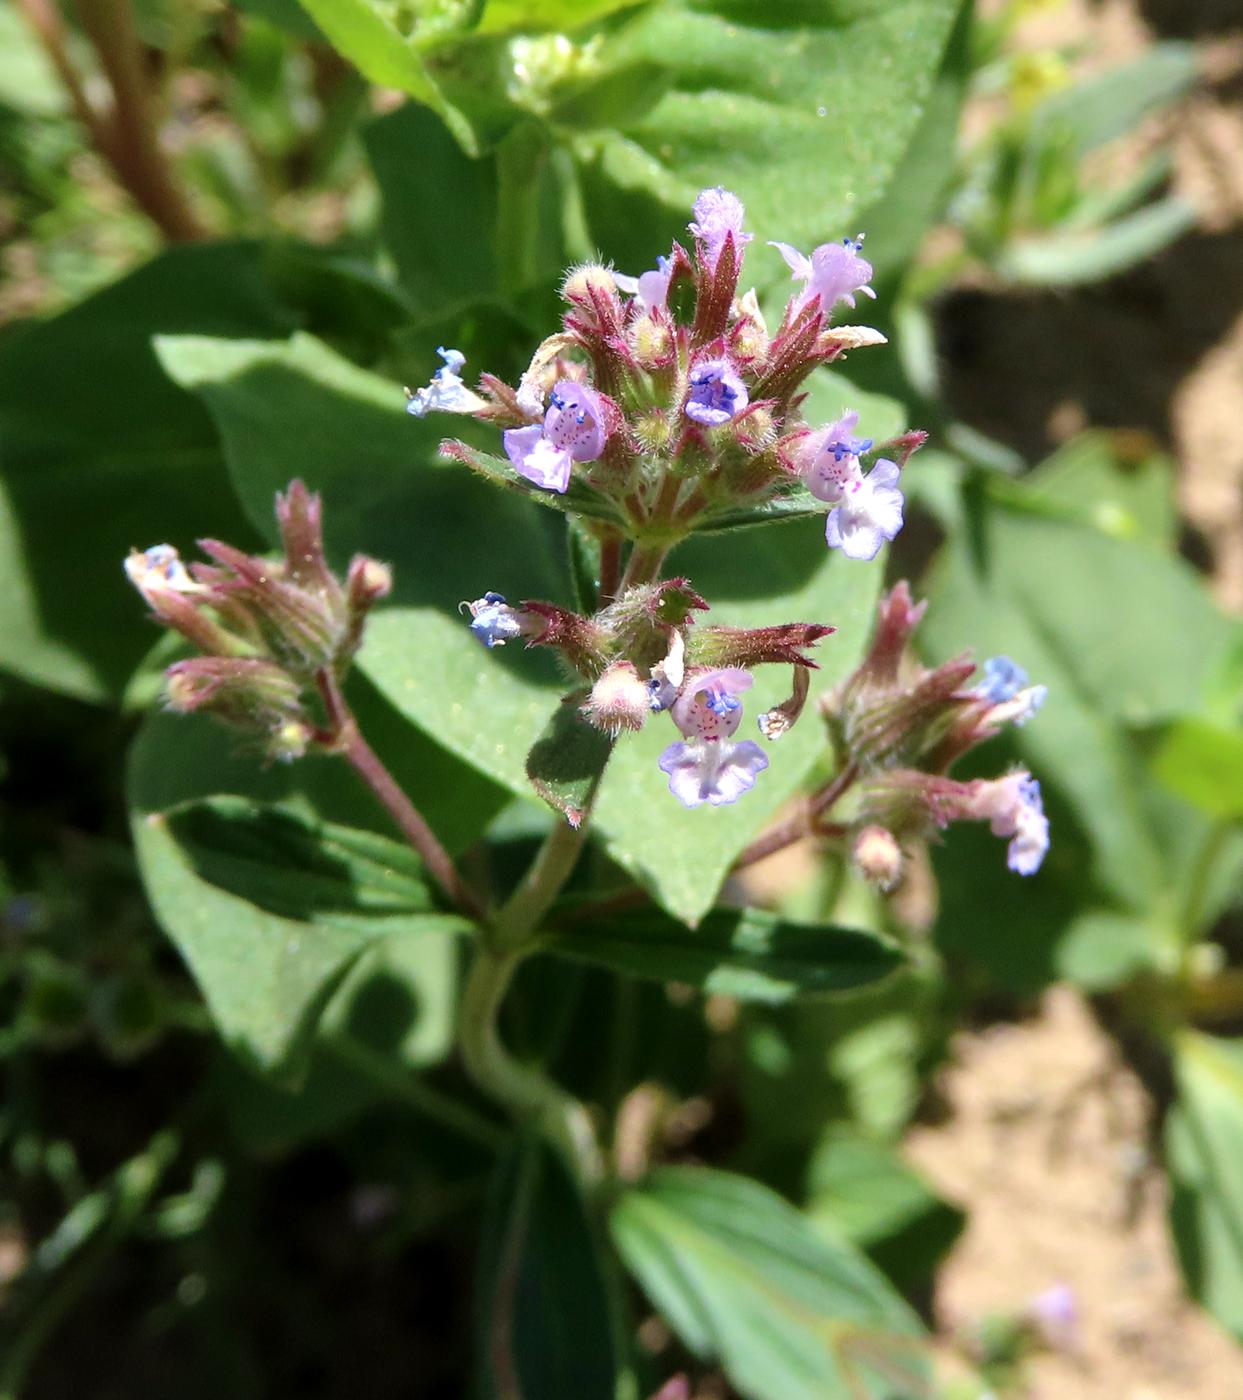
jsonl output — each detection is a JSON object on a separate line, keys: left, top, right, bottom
{"left": 804, "top": 1128, "right": 963, "bottom": 1294}
{"left": 526, "top": 696, "right": 615, "bottom": 823}
{"left": 475, "top": 0, "right": 634, "bottom": 33}
{"left": 1167, "top": 1032, "right": 1243, "bottom": 1341}
{"left": 853, "top": 0, "right": 971, "bottom": 289}
{"left": 475, "top": 1134, "right": 624, "bottom": 1400}
{"left": 0, "top": 6, "right": 65, "bottom": 114}
{"left": 363, "top": 102, "right": 499, "bottom": 314}
{"left": 611, "top": 1166, "right": 928, "bottom": 1400}
{"left": 572, "top": 0, "right": 962, "bottom": 263}
{"left": 293, "top": 0, "right": 476, "bottom": 149}
{"left": 0, "top": 244, "right": 297, "bottom": 702}
{"left": 1020, "top": 430, "right": 1177, "bottom": 548}
{"left": 1152, "top": 719, "right": 1243, "bottom": 821}
{"left": 996, "top": 198, "right": 1197, "bottom": 287}
{"left": 128, "top": 709, "right": 477, "bottom": 1076}
{"left": 1032, "top": 43, "right": 1197, "bottom": 157}
{"left": 545, "top": 905, "right": 904, "bottom": 1003}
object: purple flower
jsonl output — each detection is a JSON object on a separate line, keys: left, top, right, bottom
{"left": 967, "top": 771, "right": 1050, "bottom": 875}
{"left": 658, "top": 667, "right": 769, "bottom": 808}
{"left": 685, "top": 359, "right": 748, "bottom": 427}
{"left": 503, "top": 378, "right": 606, "bottom": 493}
{"left": 406, "top": 347, "right": 486, "bottom": 418}
{"left": 770, "top": 235, "right": 875, "bottom": 315}
{"left": 689, "top": 187, "right": 752, "bottom": 269}
{"left": 614, "top": 255, "right": 672, "bottom": 314}
{"left": 976, "top": 656, "right": 1047, "bottom": 727}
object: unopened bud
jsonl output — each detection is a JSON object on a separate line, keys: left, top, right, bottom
{"left": 268, "top": 718, "right": 314, "bottom": 763}
{"left": 581, "top": 661, "right": 651, "bottom": 735}
{"left": 347, "top": 555, "right": 393, "bottom": 610}
{"left": 852, "top": 825, "right": 903, "bottom": 891}
{"left": 631, "top": 312, "right": 673, "bottom": 367}
{"left": 562, "top": 263, "right": 618, "bottom": 305}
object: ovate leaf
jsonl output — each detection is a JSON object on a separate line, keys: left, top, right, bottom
{"left": 475, "top": 1135, "right": 623, "bottom": 1400}
{"left": 612, "top": 1167, "right": 928, "bottom": 1400}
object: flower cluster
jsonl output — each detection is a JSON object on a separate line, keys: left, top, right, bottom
{"left": 823, "top": 582, "right": 1051, "bottom": 882}
{"left": 417, "top": 185, "right": 918, "bottom": 558}
{"left": 407, "top": 187, "right": 932, "bottom": 814}
{"left": 124, "top": 481, "right": 390, "bottom": 761}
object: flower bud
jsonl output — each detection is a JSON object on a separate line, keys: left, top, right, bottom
{"left": 631, "top": 312, "right": 674, "bottom": 368}
{"left": 581, "top": 661, "right": 651, "bottom": 735}
{"left": 347, "top": 555, "right": 393, "bottom": 615}
{"left": 562, "top": 263, "right": 619, "bottom": 306}
{"left": 851, "top": 825, "right": 903, "bottom": 891}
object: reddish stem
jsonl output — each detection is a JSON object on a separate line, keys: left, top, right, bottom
{"left": 733, "top": 763, "right": 859, "bottom": 870}
{"left": 316, "top": 670, "right": 488, "bottom": 923}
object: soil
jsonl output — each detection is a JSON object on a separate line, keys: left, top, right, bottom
{"left": 907, "top": 988, "right": 1243, "bottom": 1398}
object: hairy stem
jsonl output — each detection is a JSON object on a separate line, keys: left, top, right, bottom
{"left": 734, "top": 762, "right": 859, "bottom": 869}
{"left": 71, "top": 0, "right": 206, "bottom": 241}
{"left": 317, "top": 669, "right": 488, "bottom": 923}
{"left": 621, "top": 541, "right": 670, "bottom": 591}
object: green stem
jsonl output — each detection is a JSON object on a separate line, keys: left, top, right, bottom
{"left": 0, "top": 1131, "right": 179, "bottom": 1400}
{"left": 326, "top": 1034, "right": 507, "bottom": 1152}
{"left": 459, "top": 944, "right": 602, "bottom": 1183}
{"left": 494, "top": 819, "right": 591, "bottom": 951}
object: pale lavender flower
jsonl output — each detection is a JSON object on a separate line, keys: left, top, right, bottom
{"left": 688, "top": 187, "right": 751, "bottom": 268}
{"left": 614, "top": 255, "right": 672, "bottom": 314}
{"left": 685, "top": 359, "right": 748, "bottom": 427}
{"left": 824, "top": 460, "right": 904, "bottom": 562}
{"left": 966, "top": 771, "right": 1050, "bottom": 875}
{"left": 800, "top": 411, "right": 874, "bottom": 503}
{"left": 503, "top": 379, "right": 606, "bottom": 493}
{"left": 658, "top": 667, "right": 769, "bottom": 808}
{"left": 770, "top": 235, "right": 875, "bottom": 314}
{"left": 406, "top": 347, "right": 486, "bottom": 418}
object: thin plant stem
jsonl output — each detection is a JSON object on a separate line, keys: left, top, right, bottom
{"left": 621, "top": 541, "right": 670, "bottom": 590}
{"left": 14, "top": 0, "right": 111, "bottom": 155}
{"left": 494, "top": 818, "right": 591, "bottom": 951}
{"left": 1180, "top": 819, "right": 1235, "bottom": 942}
{"left": 458, "top": 943, "right": 603, "bottom": 1183}
{"left": 316, "top": 669, "right": 488, "bottom": 923}
{"left": 734, "top": 762, "right": 859, "bottom": 869}
{"left": 326, "top": 1034, "right": 506, "bottom": 1152}
{"left": 598, "top": 531, "right": 623, "bottom": 604}
{"left": 71, "top": 0, "right": 206, "bottom": 241}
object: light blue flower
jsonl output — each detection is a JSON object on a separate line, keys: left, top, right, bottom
{"left": 406, "top": 347, "right": 485, "bottom": 418}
